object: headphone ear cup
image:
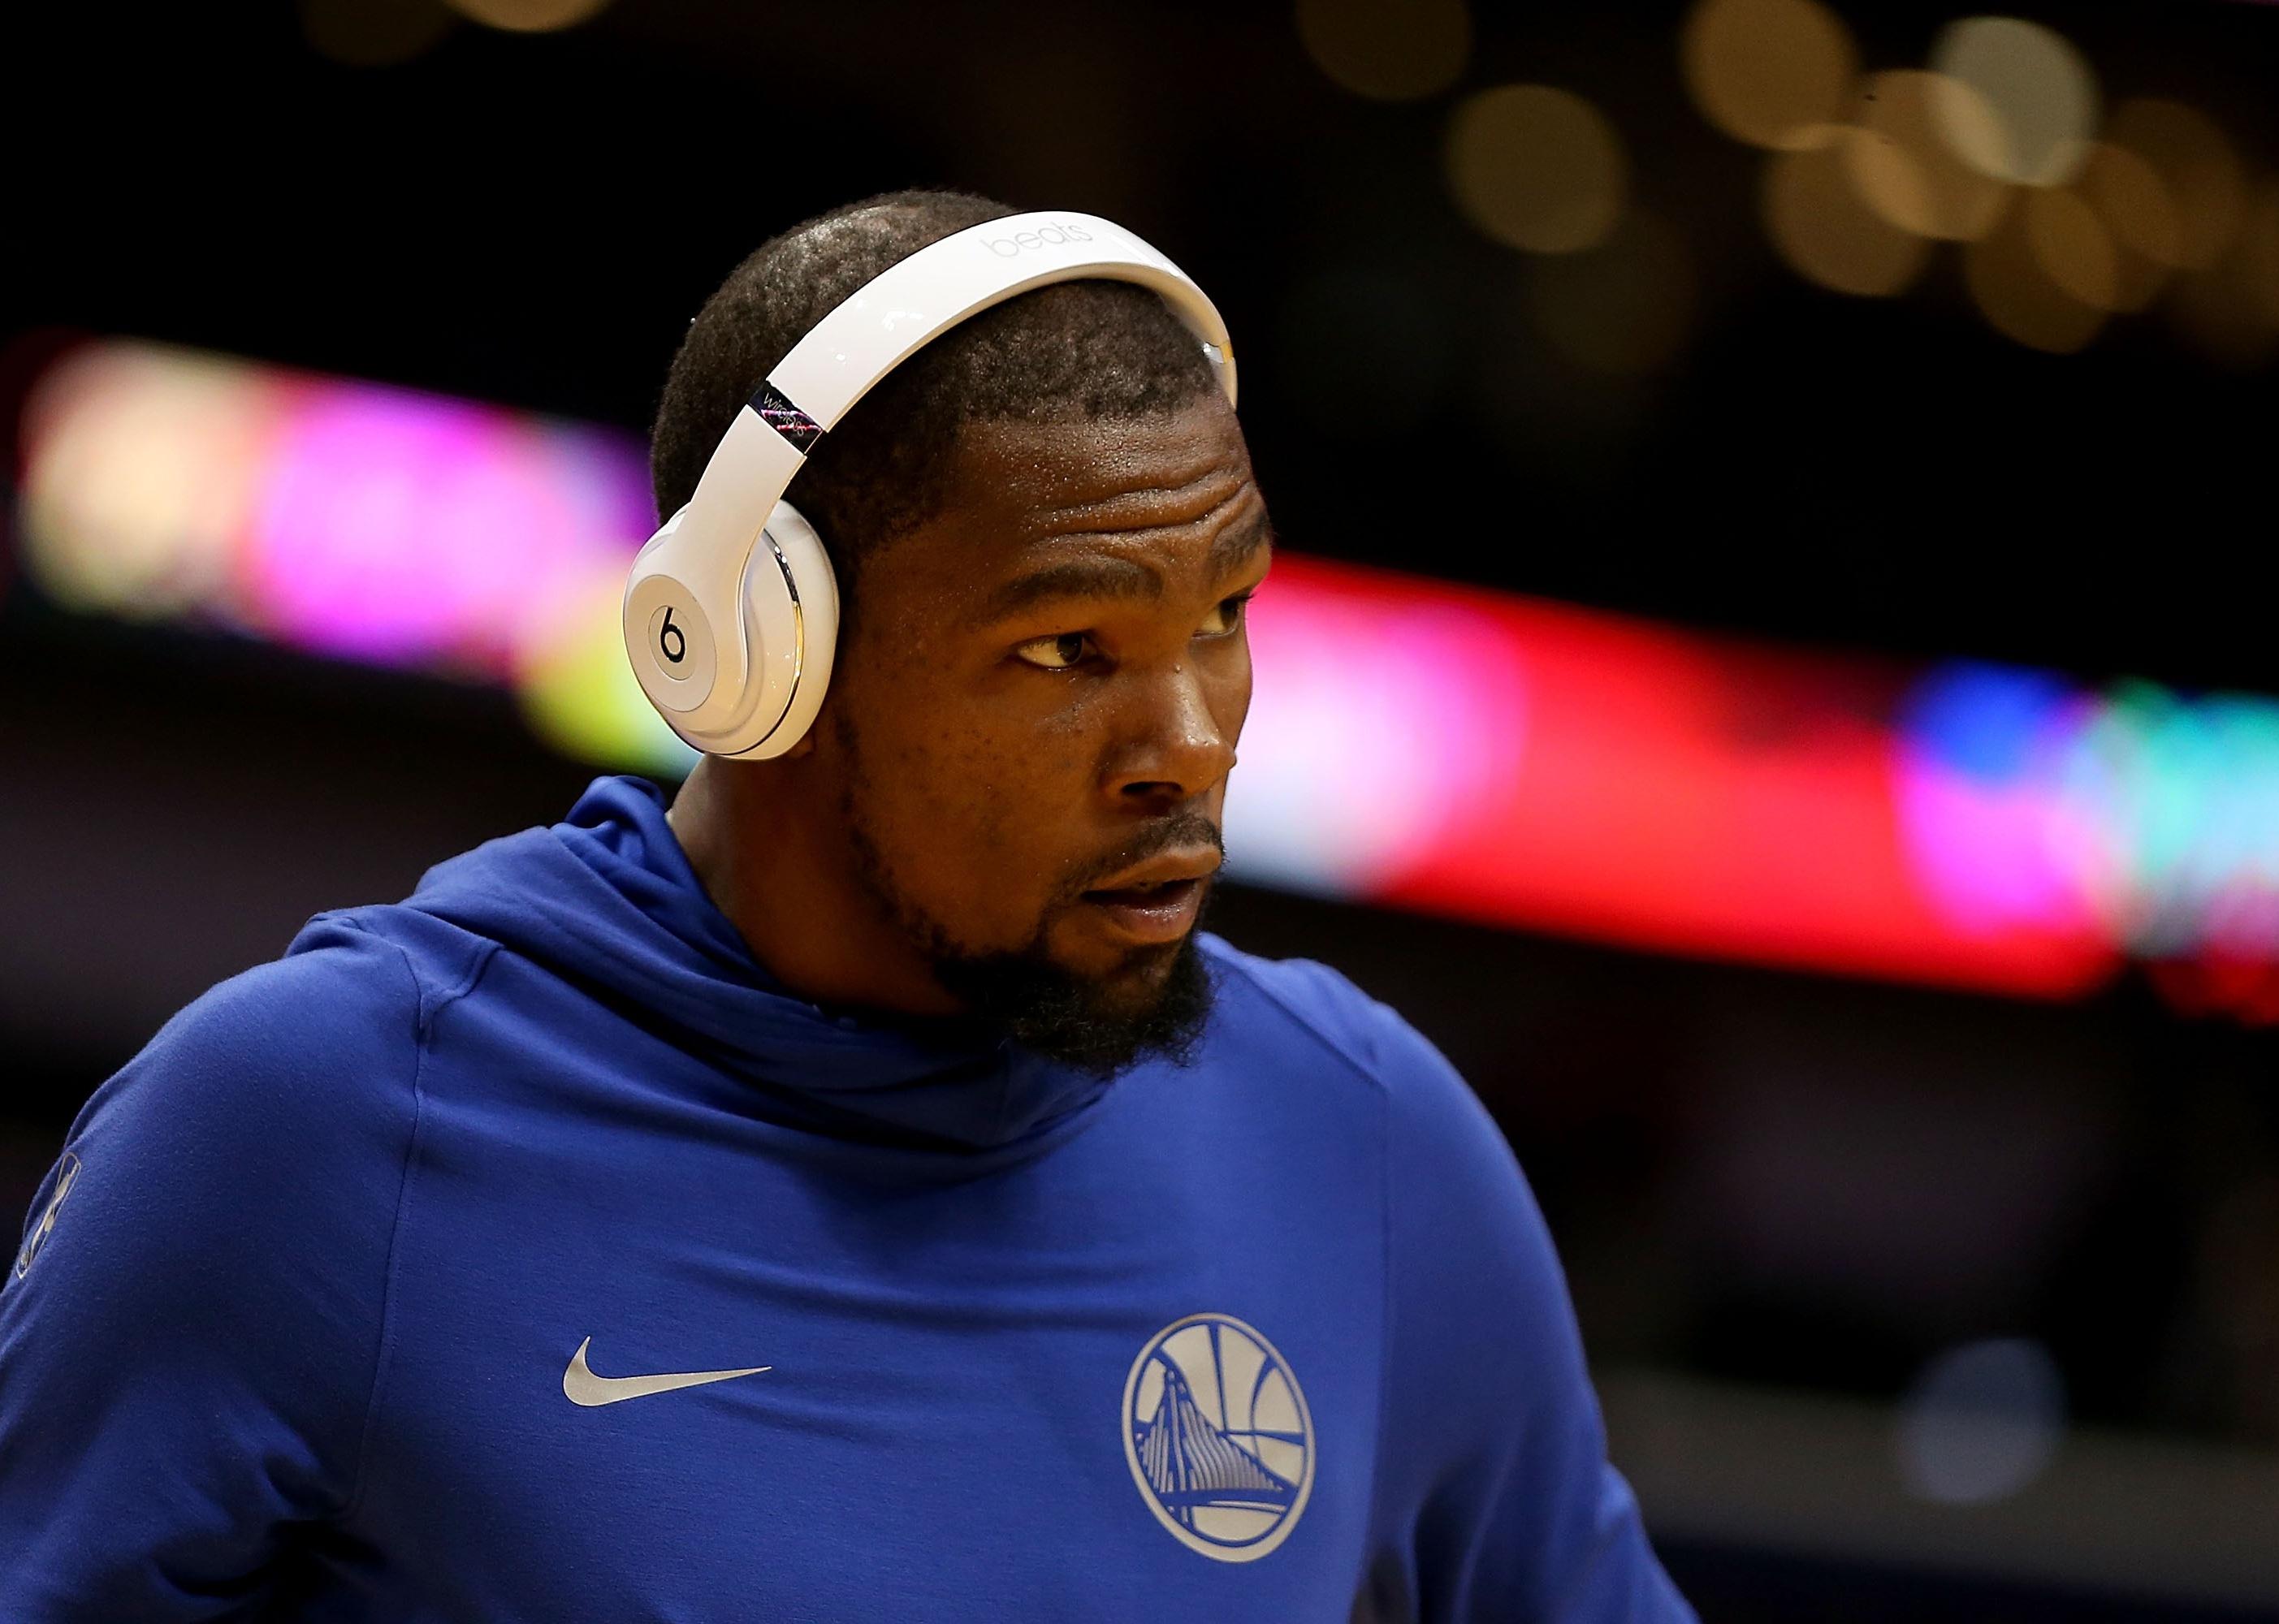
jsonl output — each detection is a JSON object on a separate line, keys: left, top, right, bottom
{"left": 624, "top": 507, "right": 723, "bottom": 722}
{"left": 729, "top": 497, "right": 841, "bottom": 759}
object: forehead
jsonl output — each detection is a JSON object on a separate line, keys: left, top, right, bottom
{"left": 897, "top": 400, "right": 1258, "bottom": 585}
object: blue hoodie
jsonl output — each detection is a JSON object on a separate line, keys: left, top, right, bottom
{"left": 0, "top": 775, "right": 1692, "bottom": 1622}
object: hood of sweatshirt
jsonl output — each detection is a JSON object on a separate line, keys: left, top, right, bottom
{"left": 402, "top": 775, "right": 1136, "bottom": 1153}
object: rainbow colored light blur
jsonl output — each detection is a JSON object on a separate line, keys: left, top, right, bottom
{"left": 15, "top": 339, "right": 690, "bottom": 775}
{"left": 15, "top": 338, "right": 2279, "bottom": 1019}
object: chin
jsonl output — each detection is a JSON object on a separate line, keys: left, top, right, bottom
{"left": 1022, "top": 927, "right": 1157, "bottom": 997}
{"left": 938, "top": 929, "right": 1213, "bottom": 1078}
{"left": 1086, "top": 941, "right": 1183, "bottom": 1005}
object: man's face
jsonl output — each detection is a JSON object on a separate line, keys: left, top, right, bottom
{"left": 815, "top": 394, "right": 1270, "bottom": 1073}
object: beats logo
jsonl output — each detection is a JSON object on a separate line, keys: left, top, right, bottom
{"left": 984, "top": 222, "right": 1096, "bottom": 257}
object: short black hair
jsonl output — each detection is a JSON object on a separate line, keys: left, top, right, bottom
{"left": 648, "top": 188, "right": 1223, "bottom": 629}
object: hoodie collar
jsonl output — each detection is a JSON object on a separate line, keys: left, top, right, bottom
{"left": 409, "top": 775, "right": 1117, "bottom": 1153}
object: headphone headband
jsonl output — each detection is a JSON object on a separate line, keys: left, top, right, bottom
{"left": 774, "top": 210, "right": 1236, "bottom": 433}
{"left": 625, "top": 209, "right": 1238, "bottom": 760}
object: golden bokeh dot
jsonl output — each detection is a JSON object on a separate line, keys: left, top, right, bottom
{"left": 1527, "top": 210, "right": 1697, "bottom": 374}
{"left": 1763, "top": 128, "right": 1931, "bottom": 296}
{"left": 445, "top": 0, "right": 612, "bottom": 32}
{"left": 1296, "top": 0, "right": 1471, "bottom": 102}
{"left": 1846, "top": 71, "right": 2011, "bottom": 241}
{"left": 2249, "top": 184, "right": 2279, "bottom": 331}
{"left": 1965, "top": 201, "right": 2106, "bottom": 353}
{"left": 1928, "top": 16, "right": 2099, "bottom": 188}
{"left": 1680, "top": 0, "right": 1857, "bottom": 151}
{"left": 1445, "top": 85, "right": 1628, "bottom": 255}
{"left": 2074, "top": 142, "right": 2179, "bottom": 312}
{"left": 2075, "top": 142, "right": 2181, "bottom": 268}
{"left": 2023, "top": 188, "right": 2118, "bottom": 311}
{"left": 2164, "top": 182, "right": 2279, "bottom": 368}
{"left": 2106, "top": 98, "right": 2247, "bottom": 270}
{"left": 299, "top": 0, "right": 456, "bottom": 66}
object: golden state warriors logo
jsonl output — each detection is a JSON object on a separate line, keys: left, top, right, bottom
{"left": 1122, "top": 1313, "right": 1313, "bottom": 1561}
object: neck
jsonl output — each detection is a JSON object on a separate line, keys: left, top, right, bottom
{"left": 667, "top": 756, "right": 963, "bottom": 1018}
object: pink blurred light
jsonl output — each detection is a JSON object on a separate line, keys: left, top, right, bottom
{"left": 1894, "top": 702, "right": 2106, "bottom": 941}
{"left": 245, "top": 382, "right": 648, "bottom": 674}
{"left": 1232, "top": 560, "right": 1529, "bottom": 893}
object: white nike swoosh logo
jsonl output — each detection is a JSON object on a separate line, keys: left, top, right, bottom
{"left": 562, "top": 1337, "right": 772, "bottom": 1407}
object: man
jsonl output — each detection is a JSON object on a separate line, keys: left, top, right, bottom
{"left": 0, "top": 189, "right": 1694, "bottom": 1620}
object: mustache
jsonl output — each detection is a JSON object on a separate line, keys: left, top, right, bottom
{"left": 1066, "top": 813, "right": 1225, "bottom": 900}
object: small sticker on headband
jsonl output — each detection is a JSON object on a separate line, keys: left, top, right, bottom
{"left": 750, "top": 383, "right": 824, "bottom": 452}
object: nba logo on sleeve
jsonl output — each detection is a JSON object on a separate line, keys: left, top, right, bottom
{"left": 1121, "top": 1313, "right": 1314, "bottom": 1561}
{"left": 14, "top": 1152, "right": 81, "bottom": 1280}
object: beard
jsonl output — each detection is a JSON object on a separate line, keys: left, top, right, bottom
{"left": 924, "top": 926, "right": 1216, "bottom": 1079}
{"left": 833, "top": 720, "right": 1217, "bottom": 1079}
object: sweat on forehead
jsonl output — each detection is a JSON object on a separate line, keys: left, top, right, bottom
{"left": 868, "top": 402, "right": 1264, "bottom": 602}
{"left": 943, "top": 395, "right": 1252, "bottom": 528}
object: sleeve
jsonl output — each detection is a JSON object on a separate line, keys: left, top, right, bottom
{"left": 0, "top": 920, "right": 424, "bottom": 1621}
{"left": 1360, "top": 999, "right": 1697, "bottom": 1624}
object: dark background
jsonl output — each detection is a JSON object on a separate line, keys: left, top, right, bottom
{"left": 6, "top": 0, "right": 2277, "bottom": 1616}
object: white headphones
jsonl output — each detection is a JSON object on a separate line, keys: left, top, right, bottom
{"left": 623, "top": 210, "right": 1239, "bottom": 759}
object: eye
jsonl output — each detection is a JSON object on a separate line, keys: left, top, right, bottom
{"left": 1012, "top": 630, "right": 1096, "bottom": 671}
{"left": 1197, "top": 589, "right": 1256, "bottom": 637}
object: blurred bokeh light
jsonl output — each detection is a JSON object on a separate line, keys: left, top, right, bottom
{"left": 2165, "top": 177, "right": 2279, "bottom": 369}
{"left": 1965, "top": 197, "right": 2108, "bottom": 352}
{"left": 19, "top": 345, "right": 274, "bottom": 620}
{"left": 1927, "top": 16, "right": 2099, "bottom": 188}
{"left": 2022, "top": 186, "right": 2120, "bottom": 313}
{"left": 17, "top": 340, "right": 653, "bottom": 682}
{"left": 1896, "top": 1338, "right": 2069, "bottom": 1505}
{"left": 2106, "top": 97, "right": 2248, "bottom": 271}
{"left": 1848, "top": 70, "right": 2011, "bottom": 242}
{"left": 2073, "top": 140, "right": 2182, "bottom": 311}
{"left": 1681, "top": 14, "right": 2274, "bottom": 370}
{"left": 296, "top": 0, "right": 456, "bottom": 67}
{"left": 1445, "top": 85, "right": 1628, "bottom": 254}
{"left": 1295, "top": 0, "right": 1470, "bottom": 102}
{"left": 1680, "top": 0, "right": 1857, "bottom": 153}
{"left": 1763, "top": 130, "right": 1932, "bottom": 296}
{"left": 443, "top": 0, "right": 612, "bottom": 32}
{"left": 1524, "top": 210, "right": 1697, "bottom": 375}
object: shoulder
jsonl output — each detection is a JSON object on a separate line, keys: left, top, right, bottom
{"left": 1200, "top": 932, "right": 1502, "bottom": 1148}
{"left": 0, "top": 918, "right": 466, "bottom": 1543}
{"left": 139, "top": 903, "right": 492, "bottom": 1069}
{"left": 122, "top": 913, "right": 428, "bottom": 1088}
{"left": 1200, "top": 933, "right": 1399, "bottom": 1073}
{"left": 59, "top": 909, "right": 475, "bottom": 1199}
{"left": 11, "top": 915, "right": 457, "bottom": 1352}
{"left": 1201, "top": 933, "right": 1555, "bottom": 1282}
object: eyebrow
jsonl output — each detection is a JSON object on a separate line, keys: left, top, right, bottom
{"left": 967, "top": 508, "right": 1276, "bottom": 630}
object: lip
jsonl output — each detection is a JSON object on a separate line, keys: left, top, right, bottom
{"left": 1078, "top": 877, "right": 1206, "bottom": 945}
{"left": 1088, "top": 847, "right": 1222, "bottom": 893}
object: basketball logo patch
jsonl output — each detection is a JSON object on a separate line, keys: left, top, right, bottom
{"left": 1122, "top": 1313, "right": 1314, "bottom": 1561}
{"left": 14, "top": 1152, "right": 81, "bottom": 1280}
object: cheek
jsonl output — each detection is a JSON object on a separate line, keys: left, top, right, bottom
{"left": 858, "top": 700, "right": 1097, "bottom": 922}
{"left": 1222, "top": 642, "right": 1256, "bottom": 739}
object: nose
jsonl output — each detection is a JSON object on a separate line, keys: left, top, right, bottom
{"left": 1105, "top": 659, "right": 1239, "bottom": 809}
